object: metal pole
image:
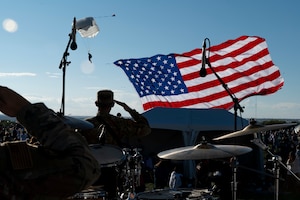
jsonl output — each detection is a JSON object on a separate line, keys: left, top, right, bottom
{"left": 272, "top": 156, "right": 280, "bottom": 200}
{"left": 231, "top": 157, "right": 238, "bottom": 200}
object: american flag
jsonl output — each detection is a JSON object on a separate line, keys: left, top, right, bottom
{"left": 114, "top": 36, "right": 284, "bottom": 111}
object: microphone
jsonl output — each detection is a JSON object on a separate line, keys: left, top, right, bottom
{"left": 199, "top": 39, "right": 207, "bottom": 77}
{"left": 70, "top": 17, "right": 77, "bottom": 50}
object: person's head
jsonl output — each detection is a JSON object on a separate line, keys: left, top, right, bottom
{"left": 95, "top": 90, "right": 114, "bottom": 113}
{"left": 288, "top": 151, "right": 296, "bottom": 161}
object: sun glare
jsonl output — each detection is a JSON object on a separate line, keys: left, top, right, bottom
{"left": 2, "top": 18, "right": 18, "bottom": 33}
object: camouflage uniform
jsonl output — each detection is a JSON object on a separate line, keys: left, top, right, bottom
{"left": 0, "top": 103, "right": 101, "bottom": 200}
{"left": 83, "top": 109, "right": 151, "bottom": 146}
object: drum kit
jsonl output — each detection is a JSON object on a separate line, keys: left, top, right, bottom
{"left": 68, "top": 143, "right": 144, "bottom": 200}
{"left": 156, "top": 121, "right": 298, "bottom": 200}
{"left": 66, "top": 117, "right": 297, "bottom": 200}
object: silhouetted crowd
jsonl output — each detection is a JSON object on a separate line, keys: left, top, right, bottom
{"left": 262, "top": 127, "right": 299, "bottom": 162}
{"left": 0, "top": 120, "right": 29, "bottom": 142}
{"left": 261, "top": 127, "right": 300, "bottom": 195}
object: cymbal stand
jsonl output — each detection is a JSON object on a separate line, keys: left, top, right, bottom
{"left": 252, "top": 137, "right": 300, "bottom": 200}
{"left": 272, "top": 155, "right": 280, "bottom": 200}
{"left": 231, "top": 157, "right": 238, "bottom": 200}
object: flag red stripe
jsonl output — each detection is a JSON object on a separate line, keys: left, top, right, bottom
{"left": 143, "top": 75, "right": 283, "bottom": 111}
{"left": 186, "top": 61, "right": 277, "bottom": 93}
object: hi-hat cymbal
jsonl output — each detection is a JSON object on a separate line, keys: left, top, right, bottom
{"left": 213, "top": 123, "right": 297, "bottom": 141}
{"left": 60, "top": 115, "right": 94, "bottom": 130}
{"left": 157, "top": 143, "right": 252, "bottom": 160}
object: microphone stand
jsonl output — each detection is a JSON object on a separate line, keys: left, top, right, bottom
{"left": 205, "top": 56, "right": 244, "bottom": 200}
{"left": 206, "top": 58, "right": 244, "bottom": 131}
{"left": 58, "top": 31, "right": 73, "bottom": 116}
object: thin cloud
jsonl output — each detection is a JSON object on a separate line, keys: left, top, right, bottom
{"left": 0, "top": 72, "right": 36, "bottom": 77}
{"left": 46, "top": 72, "right": 61, "bottom": 78}
{"left": 272, "top": 102, "right": 300, "bottom": 110}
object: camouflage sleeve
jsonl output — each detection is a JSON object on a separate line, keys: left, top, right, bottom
{"left": 16, "top": 103, "right": 86, "bottom": 152}
{"left": 16, "top": 103, "right": 101, "bottom": 193}
{"left": 126, "top": 109, "right": 151, "bottom": 137}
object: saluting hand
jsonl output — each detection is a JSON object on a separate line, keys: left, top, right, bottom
{"left": 114, "top": 100, "right": 131, "bottom": 112}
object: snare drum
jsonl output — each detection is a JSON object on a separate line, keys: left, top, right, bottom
{"left": 68, "top": 186, "right": 106, "bottom": 199}
{"left": 137, "top": 188, "right": 218, "bottom": 200}
{"left": 137, "top": 189, "right": 183, "bottom": 200}
{"left": 89, "top": 144, "right": 125, "bottom": 167}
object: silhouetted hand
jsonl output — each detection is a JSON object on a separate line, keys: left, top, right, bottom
{"left": 0, "top": 86, "right": 30, "bottom": 117}
{"left": 114, "top": 100, "right": 131, "bottom": 112}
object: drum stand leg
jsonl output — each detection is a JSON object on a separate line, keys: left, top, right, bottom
{"left": 272, "top": 155, "right": 280, "bottom": 200}
{"left": 231, "top": 157, "right": 238, "bottom": 200}
{"left": 153, "top": 168, "right": 156, "bottom": 189}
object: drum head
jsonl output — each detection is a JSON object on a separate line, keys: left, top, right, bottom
{"left": 89, "top": 144, "right": 125, "bottom": 166}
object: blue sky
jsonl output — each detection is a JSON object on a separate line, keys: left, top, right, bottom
{"left": 1, "top": 0, "right": 299, "bottom": 119}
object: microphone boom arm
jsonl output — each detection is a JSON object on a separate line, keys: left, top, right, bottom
{"left": 206, "top": 57, "right": 244, "bottom": 130}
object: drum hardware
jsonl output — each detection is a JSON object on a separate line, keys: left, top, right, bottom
{"left": 157, "top": 141, "right": 252, "bottom": 200}
{"left": 119, "top": 147, "right": 144, "bottom": 200}
{"left": 231, "top": 157, "right": 238, "bottom": 200}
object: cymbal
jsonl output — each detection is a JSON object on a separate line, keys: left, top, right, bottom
{"left": 157, "top": 143, "right": 252, "bottom": 160}
{"left": 60, "top": 115, "right": 94, "bottom": 130}
{"left": 213, "top": 123, "right": 297, "bottom": 141}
